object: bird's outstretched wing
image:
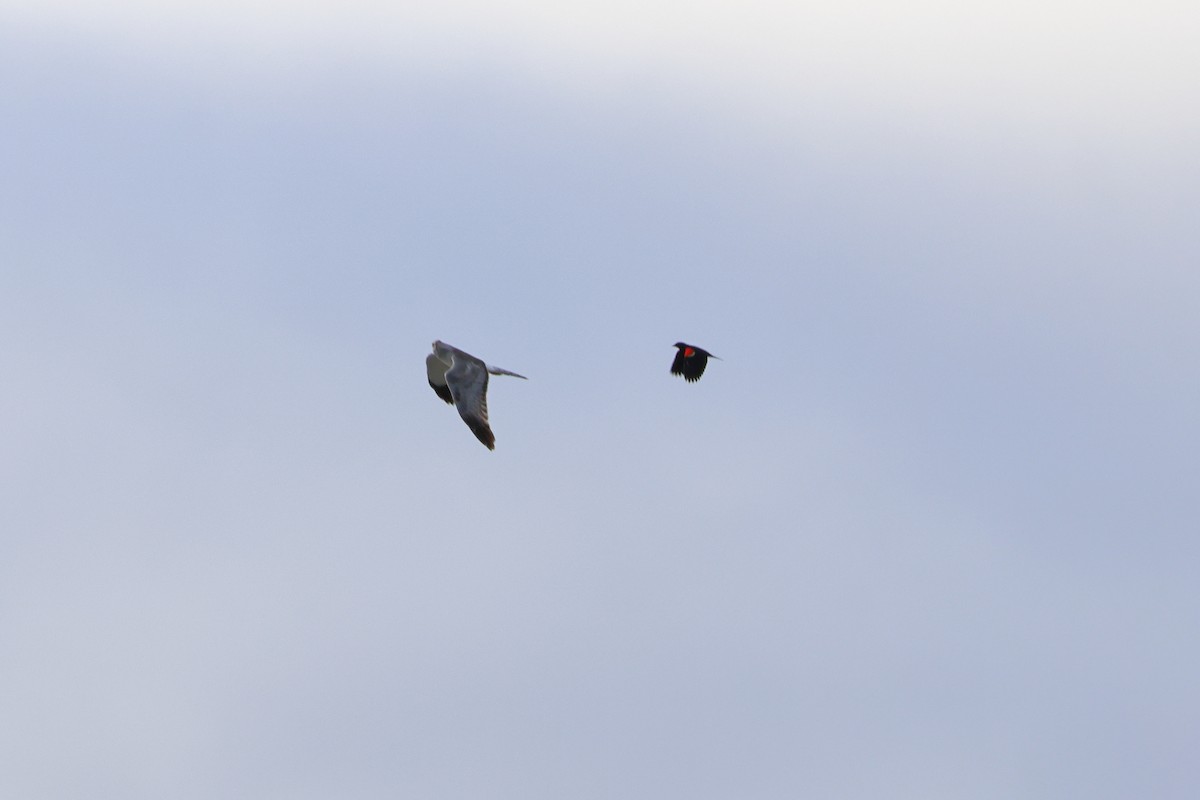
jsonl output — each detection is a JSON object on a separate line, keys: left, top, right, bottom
{"left": 446, "top": 358, "right": 495, "bottom": 449}
{"left": 426, "top": 353, "right": 454, "bottom": 404}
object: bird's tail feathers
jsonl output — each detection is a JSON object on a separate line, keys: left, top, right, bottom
{"left": 488, "top": 365, "right": 528, "bottom": 380}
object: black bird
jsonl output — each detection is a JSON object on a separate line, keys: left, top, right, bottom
{"left": 670, "top": 342, "right": 719, "bottom": 382}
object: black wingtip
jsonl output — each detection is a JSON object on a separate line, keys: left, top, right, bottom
{"left": 429, "top": 381, "right": 454, "bottom": 404}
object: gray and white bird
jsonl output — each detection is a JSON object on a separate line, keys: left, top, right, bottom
{"left": 426, "top": 340, "right": 527, "bottom": 450}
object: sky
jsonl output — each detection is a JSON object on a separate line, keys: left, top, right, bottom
{"left": 2, "top": 2, "right": 1198, "bottom": 798}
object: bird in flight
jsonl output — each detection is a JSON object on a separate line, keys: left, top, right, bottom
{"left": 670, "top": 342, "right": 720, "bottom": 382}
{"left": 426, "top": 340, "right": 527, "bottom": 450}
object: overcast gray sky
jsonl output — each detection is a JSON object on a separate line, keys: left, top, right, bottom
{"left": 2, "top": 2, "right": 1198, "bottom": 798}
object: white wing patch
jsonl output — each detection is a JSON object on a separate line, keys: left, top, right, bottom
{"left": 426, "top": 353, "right": 454, "bottom": 404}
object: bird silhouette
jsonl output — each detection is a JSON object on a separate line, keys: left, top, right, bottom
{"left": 670, "top": 342, "right": 719, "bottom": 383}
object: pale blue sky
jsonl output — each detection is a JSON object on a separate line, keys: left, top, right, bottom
{"left": 2, "top": 3, "right": 1198, "bottom": 798}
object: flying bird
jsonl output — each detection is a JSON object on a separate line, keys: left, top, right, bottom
{"left": 426, "top": 340, "right": 527, "bottom": 450}
{"left": 670, "top": 342, "right": 720, "bottom": 382}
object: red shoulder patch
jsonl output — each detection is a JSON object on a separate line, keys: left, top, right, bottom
{"left": 684, "top": 347, "right": 695, "bottom": 357}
